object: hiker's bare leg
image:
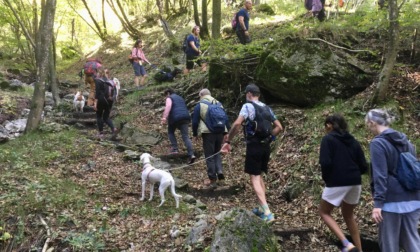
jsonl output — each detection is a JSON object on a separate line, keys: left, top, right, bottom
{"left": 134, "top": 76, "right": 139, "bottom": 87}
{"left": 319, "top": 200, "right": 348, "bottom": 245}
{"left": 342, "top": 201, "right": 362, "bottom": 251}
{"left": 250, "top": 175, "right": 267, "bottom": 206}
{"left": 86, "top": 76, "right": 95, "bottom": 106}
{"left": 183, "top": 68, "right": 190, "bottom": 75}
{"left": 140, "top": 75, "right": 148, "bottom": 86}
{"left": 201, "top": 63, "right": 207, "bottom": 72}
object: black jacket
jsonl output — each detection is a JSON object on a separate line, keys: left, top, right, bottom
{"left": 319, "top": 130, "right": 368, "bottom": 187}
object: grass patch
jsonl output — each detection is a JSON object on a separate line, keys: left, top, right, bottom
{"left": 0, "top": 128, "right": 95, "bottom": 244}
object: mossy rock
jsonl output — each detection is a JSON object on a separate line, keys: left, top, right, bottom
{"left": 210, "top": 208, "right": 280, "bottom": 252}
{"left": 256, "top": 38, "right": 373, "bottom": 106}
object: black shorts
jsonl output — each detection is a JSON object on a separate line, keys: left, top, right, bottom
{"left": 245, "top": 142, "right": 270, "bottom": 175}
{"left": 186, "top": 54, "right": 203, "bottom": 70}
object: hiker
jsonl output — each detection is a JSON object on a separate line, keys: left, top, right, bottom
{"left": 84, "top": 58, "right": 102, "bottom": 106}
{"left": 183, "top": 26, "right": 207, "bottom": 75}
{"left": 131, "top": 39, "right": 152, "bottom": 89}
{"left": 221, "top": 84, "right": 283, "bottom": 222}
{"left": 304, "top": 0, "right": 326, "bottom": 21}
{"left": 365, "top": 109, "right": 420, "bottom": 252}
{"left": 94, "top": 68, "right": 119, "bottom": 141}
{"left": 161, "top": 88, "right": 196, "bottom": 164}
{"left": 319, "top": 114, "right": 367, "bottom": 252}
{"left": 192, "top": 88, "right": 230, "bottom": 189}
{"left": 236, "top": 0, "right": 252, "bottom": 45}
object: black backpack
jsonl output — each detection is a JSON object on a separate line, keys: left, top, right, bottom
{"left": 244, "top": 102, "right": 273, "bottom": 139}
{"left": 181, "top": 34, "right": 189, "bottom": 53}
{"left": 99, "top": 79, "right": 117, "bottom": 102}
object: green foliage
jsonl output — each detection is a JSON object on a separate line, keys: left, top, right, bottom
{"left": 255, "top": 4, "right": 275, "bottom": 16}
{"left": 65, "top": 231, "right": 106, "bottom": 251}
{"left": 60, "top": 46, "right": 81, "bottom": 60}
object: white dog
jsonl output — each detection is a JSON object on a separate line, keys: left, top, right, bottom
{"left": 113, "top": 78, "right": 120, "bottom": 102}
{"left": 140, "top": 153, "right": 182, "bottom": 208}
{"left": 73, "top": 91, "right": 85, "bottom": 112}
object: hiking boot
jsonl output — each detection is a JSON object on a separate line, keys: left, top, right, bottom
{"left": 188, "top": 155, "right": 196, "bottom": 164}
{"left": 260, "top": 212, "right": 275, "bottom": 223}
{"left": 204, "top": 179, "right": 217, "bottom": 189}
{"left": 217, "top": 174, "right": 226, "bottom": 186}
{"left": 252, "top": 207, "right": 264, "bottom": 217}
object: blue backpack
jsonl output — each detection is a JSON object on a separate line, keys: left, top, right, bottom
{"left": 200, "top": 100, "right": 227, "bottom": 134}
{"left": 386, "top": 139, "right": 420, "bottom": 191}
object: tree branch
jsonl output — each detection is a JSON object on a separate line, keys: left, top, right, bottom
{"left": 4, "top": 0, "right": 35, "bottom": 48}
{"left": 39, "top": 215, "right": 51, "bottom": 252}
{"left": 306, "top": 38, "right": 372, "bottom": 53}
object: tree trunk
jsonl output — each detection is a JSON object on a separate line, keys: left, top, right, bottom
{"left": 106, "top": 0, "right": 141, "bottom": 39}
{"left": 192, "top": 0, "right": 201, "bottom": 27}
{"left": 50, "top": 37, "right": 60, "bottom": 106}
{"left": 371, "top": 0, "right": 400, "bottom": 104}
{"left": 156, "top": 0, "right": 174, "bottom": 38}
{"left": 201, "top": 0, "right": 209, "bottom": 38}
{"left": 26, "top": 0, "right": 56, "bottom": 133}
{"left": 102, "top": 0, "right": 108, "bottom": 35}
{"left": 81, "top": 0, "right": 107, "bottom": 41}
{"left": 212, "top": 0, "right": 221, "bottom": 39}
{"left": 165, "top": 0, "right": 169, "bottom": 14}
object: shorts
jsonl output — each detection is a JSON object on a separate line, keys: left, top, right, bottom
{"left": 133, "top": 62, "right": 147, "bottom": 76}
{"left": 186, "top": 54, "right": 203, "bottom": 70}
{"left": 321, "top": 185, "right": 361, "bottom": 207}
{"left": 236, "top": 30, "right": 251, "bottom": 45}
{"left": 244, "top": 142, "right": 270, "bottom": 175}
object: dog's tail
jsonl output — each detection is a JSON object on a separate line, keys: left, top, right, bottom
{"left": 170, "top": 180, "right": 182, "bottom": 198}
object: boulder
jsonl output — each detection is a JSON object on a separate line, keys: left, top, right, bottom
{"left": 256, "top": 39, "right": 373, "bottom": 106}
{"left": 209, "top": 38, "right": 374, "bottom": 107}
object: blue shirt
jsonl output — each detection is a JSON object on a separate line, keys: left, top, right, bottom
{"left": 186, "top": 34, "right": 200, "bottom": 56}
{"left": 236, "top": 8, "right": 250, "bottom": 31}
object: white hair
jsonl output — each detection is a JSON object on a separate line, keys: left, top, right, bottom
{"left": 199, "top": 88, "right": 211, "bottom": 97}
{"left": 365, "top": 109, "right": 396, "bottom": 126}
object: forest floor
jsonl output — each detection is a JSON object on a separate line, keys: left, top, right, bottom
{"left": 1, "top": 17, "right": 420, "bottom": 252}
{"left": 44, "top": 65, "right": 418, "bottom": 251}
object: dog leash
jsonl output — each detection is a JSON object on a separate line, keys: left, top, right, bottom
{"left": 167, "top": 151, "right": 223, "bottom": 171}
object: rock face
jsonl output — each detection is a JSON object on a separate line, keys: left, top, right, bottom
{"left": 209, "top": 38, "right": 373, "bottom": 107}
{"left": 210, "top": 209, "right": 280, "bottom": 252}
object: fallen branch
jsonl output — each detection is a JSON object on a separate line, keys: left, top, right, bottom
{"left": 39, "top": 215, "right": 51, "bottom": 252}
{"left": 306, "top": 38, "right": 372, "bottom": 53}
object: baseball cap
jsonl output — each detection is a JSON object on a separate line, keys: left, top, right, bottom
{"left": 244, "top": 84, "right": 260, "bottom": 94}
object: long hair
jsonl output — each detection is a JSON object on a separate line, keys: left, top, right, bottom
{"left": 192, "top": 26, "right": 200, "bottom": 33}
{"left": 324, "top": 113, "right": 348, "bottom": 134}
